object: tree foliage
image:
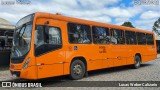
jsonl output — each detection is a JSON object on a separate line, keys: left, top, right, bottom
{"left": 121, "top": 21, "right": 135, "bottom": 28}
{"left": 153, "top": 18, "right": 160, "bottom": 36}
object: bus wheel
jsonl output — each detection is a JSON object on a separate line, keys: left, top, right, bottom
{"left": 70, "top": 60, "right": 85, "bottom": 80}
{"left": 133, "top": 55, "right": 141, "bottom": 69}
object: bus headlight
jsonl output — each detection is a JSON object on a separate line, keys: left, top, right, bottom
{"left": 23, "top": 58, "right": 30, "bottom": 70}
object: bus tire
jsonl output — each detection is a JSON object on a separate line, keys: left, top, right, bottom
{"left": 133, "top": 55, "right": 141, "bottom": 69}
{"left": 70, "top": 60, "right": 85, "bottom": 80}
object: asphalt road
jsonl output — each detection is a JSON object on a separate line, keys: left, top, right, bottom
{"left": 0, "top": 58, "right": 160, "bottom": 90}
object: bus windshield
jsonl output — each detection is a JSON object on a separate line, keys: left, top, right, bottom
{"left": 11, "top": 14, "right": 34, "bottom": 59}
{"left": 11, "top": 24, "right": 32, "bottom": 58}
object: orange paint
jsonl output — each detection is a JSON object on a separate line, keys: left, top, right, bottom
{"left": 10, "top": 12, "right": 157, "bottom": 80}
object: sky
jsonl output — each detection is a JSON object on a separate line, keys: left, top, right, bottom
{"left": 0, "top": 0, "right": 160, "bottom": 31}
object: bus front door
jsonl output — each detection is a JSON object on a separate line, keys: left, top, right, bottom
{"left": 35, "top": 18, "right": 65, "bottom": 79}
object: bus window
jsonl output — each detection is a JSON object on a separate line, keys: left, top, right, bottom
{"left": 136, "top": 32, "right": 146, "bottom": 45}
{"left": 111, "top": 29, "right": 125, "bottom": 44}
{"left": 92, "top": 26, "right": 110, "bottom": 44}
{"left": 35, "top": 25, "right": 62, "bottom": 56}
{"left": 125, "top": 31, "right": 136, "bottom": 45}
{"left": 146, "top": 34, "right": 154, "bottom": 45}
{"left": 68, "top": 23, "right": 91, "bottom": 44}
{"left": 34, "top": 25, "right": 44, "bottom": 48}
{"left": 11, "top": 24, "right": 32, "bottom": 58}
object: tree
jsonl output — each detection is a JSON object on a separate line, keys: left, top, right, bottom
{"left": 153, "top": 18, "right": 160, "bottom": 36}
{"left": 121, "top": 21, "right": 135, "bottom": 28}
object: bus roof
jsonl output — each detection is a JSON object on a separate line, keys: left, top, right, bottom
{"left": 34, "top": 12, "right": 153, "bottom": 34}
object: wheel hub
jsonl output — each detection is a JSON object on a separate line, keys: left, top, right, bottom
{"left": 73, "top": 64, "right": 82, "bottom": 75}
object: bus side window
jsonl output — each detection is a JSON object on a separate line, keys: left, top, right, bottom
{"left": 125, "top": 31, "right": 136, "bottom": 45}
{"left": 68, "top": 23, "right": 91, "bottom": 44}
{"left": 130, "top": 31, "right": 136, "bottom": 44}
{"left": 136, "top": 32, "right": 146, "bottom": 45}
{"left": 111, "top": 29, "right": 125, "bottom": 44}
{"left": 146, "top": 34, "right": 154, "bottom": 45}
{"left": 125, "top": 31, "right": 130, "bottom": 44}
{"left": 92, "top": 26, "right": 110, "bottom": 44}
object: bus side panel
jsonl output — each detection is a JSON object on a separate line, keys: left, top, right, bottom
{"left": 63, "top": 62, "right": 70, "bottom": 75}
{"left": 126, "top": 46, "right": 135, "bottom": 65}
{"left": 65, "top": 44, "right": 103, "bottom": 71}
{"left": 102, "top": 45, "right": 114, "bottom": 68}
{"left": 110, "top": 45, "right": 127, "bottom": 67}
{"left": 142, "top": 46, "right": 156, "bottom": 62}
{"left": 140, "top": 46, "right": 148, "bottom": 62}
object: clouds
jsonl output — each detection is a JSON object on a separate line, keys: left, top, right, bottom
{"left": 134, "top": 7, "right": 160, "bottom": 30}
{"left": 76, "top": 0, "right": 120, "bottom": 9}
{"left": 0, "top": 0, "right": 121, "bottom": 24}
{"left": 104, "top": 7, "right": 132, "bottom": 17}
{"left": 83, "top": 15, "right": 112, "bottom": 23}
{"left": 140, "top": 11, "right": 160, "bottom": 19}
{"left": 0, "top": 1, "right": 53, "bottom": 23}
{"left": 134, "top": 10, "right": 159, "bottom": 31}
{"left": 135, "top": 19, "right": 157, "bottom": 30}
{"left": 114, "top": 17, "right": 130, "bottom": 25}
{"left": 0, "top": 0, "right": 159, "bottom": 31}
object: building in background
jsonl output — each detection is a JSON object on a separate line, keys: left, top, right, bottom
{"left": 0, "top": 18, "right": 15, "bottom": 51}
{"left": 0, "top": 18, "right": 14, "bottom": 65}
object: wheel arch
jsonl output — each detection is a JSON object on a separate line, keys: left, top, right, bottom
{"left": 70, "top": 56, "right": 88, "bottom": 71}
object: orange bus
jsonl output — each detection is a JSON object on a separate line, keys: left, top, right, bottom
{"left": 10, "top": 12, "right": 157, "bottom": 80}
